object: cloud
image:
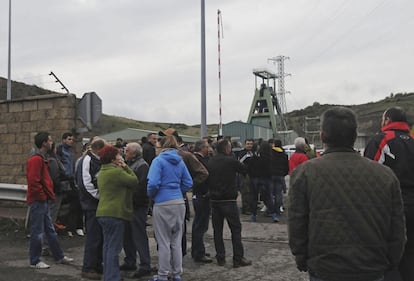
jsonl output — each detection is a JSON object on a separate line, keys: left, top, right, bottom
{"left": 0, "top": 0, "right": 413, "bottom": 127}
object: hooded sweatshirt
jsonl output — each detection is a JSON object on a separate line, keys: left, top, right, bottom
{"left": 147, "top": 148, "right": 193, "bottom": 204}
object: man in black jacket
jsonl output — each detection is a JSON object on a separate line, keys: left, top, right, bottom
{"left": 207, "top": 139, "right": 252, "bottom": 268}
{"left": 365, "top": 106, "right": 414, "bottom": 281}
{"left": 121, "top": 142, "right": 152, "bottom": 278}
{"left": 269, "top": 139, "right": 289, "bottom": 220}
{"left": 289, "top": 107, "right": 406, "bottom": 281}
{"left": 191, "top": 139, "right": 213, "bottom": 263}
{"left": 142, "top": 132, "right": 157, "bottom": 166}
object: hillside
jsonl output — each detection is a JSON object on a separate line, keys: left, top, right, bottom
{"left": 90, "top": 114, "right": 219, "bottom": 137}
{"left": 92, "top": 93, "right": 414, "bottom": 138}
{"left": 1, "top": 77, "right": 414, "bottom": 138}
{"left": 285, "top": 92, "right": 414, "bottom": 137}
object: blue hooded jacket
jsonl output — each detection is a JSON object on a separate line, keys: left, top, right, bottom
{"left": 147, "top": 149, "right": 193, "bottom": 203}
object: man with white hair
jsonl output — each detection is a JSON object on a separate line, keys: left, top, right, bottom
{"left": 120, "top": 142, "right": 152, "bottom": 278}
{"left": 289, "top": 137, "right": 309, "bottom": 174}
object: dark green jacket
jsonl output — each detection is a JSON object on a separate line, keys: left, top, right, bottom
{"left": 288, "top": 147, "right": 406, "bottom": 281}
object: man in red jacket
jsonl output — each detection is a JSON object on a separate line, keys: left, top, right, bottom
{"left": 26, "top": 132, "right": 73, "bottom": 269}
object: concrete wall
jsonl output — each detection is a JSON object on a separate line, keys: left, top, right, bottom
{"left": 0, "top": 94, "right": 83, "bottom": 184}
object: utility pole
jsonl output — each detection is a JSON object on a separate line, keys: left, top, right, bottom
{"left": 217, "top": 9, "right": 223, "bottom": 136}
{"left": 200, "top": 0, "right": 207, "bottom": 138}
{"left": 7, "top": 0, "right": 12, "bottom": 100}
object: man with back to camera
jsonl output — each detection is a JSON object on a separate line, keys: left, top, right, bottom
{"left": 207, "top": 139, "right": 252, "bottom": 268}
{"left": 288, "top": 107, "right": 406, "bottom": 281}
{"left": 364, "top": 106, "right": 414, "bottom": 281}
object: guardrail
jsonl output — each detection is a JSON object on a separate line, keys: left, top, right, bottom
{"left": 0, "top": 183, "right": 27, "bottom": 202}
{"left": 0, "top": 183, "right": 28, "bottom": 228}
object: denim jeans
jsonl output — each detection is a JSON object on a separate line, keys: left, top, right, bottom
{"left": 82, "top": 210, "right": 103, "bottom": 273}
{"left": 249, "top": 177, "right": 273, "bottom": 215}
{"left": 211, "top": 200, "right": 244, "bottom": 261}
{"left": 272, "top": 176, "right": 285, "bottom": 214}
{"left": 98, "top": 217, "right": 125, "bottom": 281}
{"left": 29, "top": 201, "right": 64, "bottom": 265}
{"left": 191, "top": 195, "right": 211, "bottom": 259}
{"left": 123, "top": 206, "right": 151, "bottom": 271}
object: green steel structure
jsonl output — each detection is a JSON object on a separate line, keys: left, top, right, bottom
{"left": 247, "top": 69, "right": 287, "bottom": 138}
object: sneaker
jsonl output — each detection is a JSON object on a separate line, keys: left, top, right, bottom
{"left": 76, "top": 229, "right": 85, "bottom": 236}
{"left": 260, "top": 205, "right": 267, "bottom": 212}
{"left": 272, "top": 213, "right": 280, "bottom": 223}
{"left": 30, "top": 261, "right": 50, "bottom": 269}
{"left": 81, "top": 271, "right": 102, "bottom": 280}
{"left": 250, "top": 214, "right": 257, "bottom": 222}
{"left": 67, "top": 231, "right": 73, "bottom": 237}
{"left": 57, "top": 256, "right": 74, "bottom": 264}
{"left": 233, "top": 257, "right": 252, "bottom": 268}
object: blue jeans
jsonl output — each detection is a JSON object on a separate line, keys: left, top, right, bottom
{"left": 249, "top": 177, "right": 273, "bottom": 215}
{"left": 272, "top": 176, "right": 285, "bottom": 214}
{"left": 123, "top": 206, "right": 151, "bottom": 271}
{"left": 29, "top": 201, "right": 64, "bottom": 265}
{"left": 191, "top": 195, "right": 211, "bottom": 259}
{"left": 98, "top": 217, "right": 125, "bottom": 281}
{"left": 211, "top": 200, "right": 244, "bottom": 261}
{"left": 82, "top": 210, "right": 103, "bottom": 273}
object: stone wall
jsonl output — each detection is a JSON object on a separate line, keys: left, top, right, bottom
{"left": 0, "top": 94, "right": 84, "bottom": 184}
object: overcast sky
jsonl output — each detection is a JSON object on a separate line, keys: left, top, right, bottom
{"left": 1, "top": 0, "right": 413, "bottom": 126}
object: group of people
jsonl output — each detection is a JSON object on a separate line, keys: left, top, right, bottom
{"left": 25, "top": 105, "right": 414, "bottom": 281}
{"left": 25, "top": 128, "right": 254, "bottom": 281}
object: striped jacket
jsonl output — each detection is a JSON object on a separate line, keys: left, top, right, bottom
{"left": 364, "top": 121, "right": 414, "bottom": 205}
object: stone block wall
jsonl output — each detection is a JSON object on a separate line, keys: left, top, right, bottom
{"left": 0, "top": 94, "right": 84, "bottom": 184}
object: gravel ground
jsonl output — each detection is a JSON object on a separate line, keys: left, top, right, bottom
{"left": 0, "top": 209, "right": 308, "bottom": 281}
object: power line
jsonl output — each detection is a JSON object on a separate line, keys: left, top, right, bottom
{"left": 308, "top": 0, "right": 390, "bottom": 64}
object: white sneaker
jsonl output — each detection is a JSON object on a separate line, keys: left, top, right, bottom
{"left": 30, "top": 261, "right": 50, "bottom": 269}
{"left": 76, "top": 229, "right": 85, "bottom": 236}
{"left": 260, "top": 205, "right": 267, "bottom": 212}
{"left": 67, "top": 231, "right": 73, "bottom": 237}
{"left": 57, "top": 256, "right": 74, "bottom": 264}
